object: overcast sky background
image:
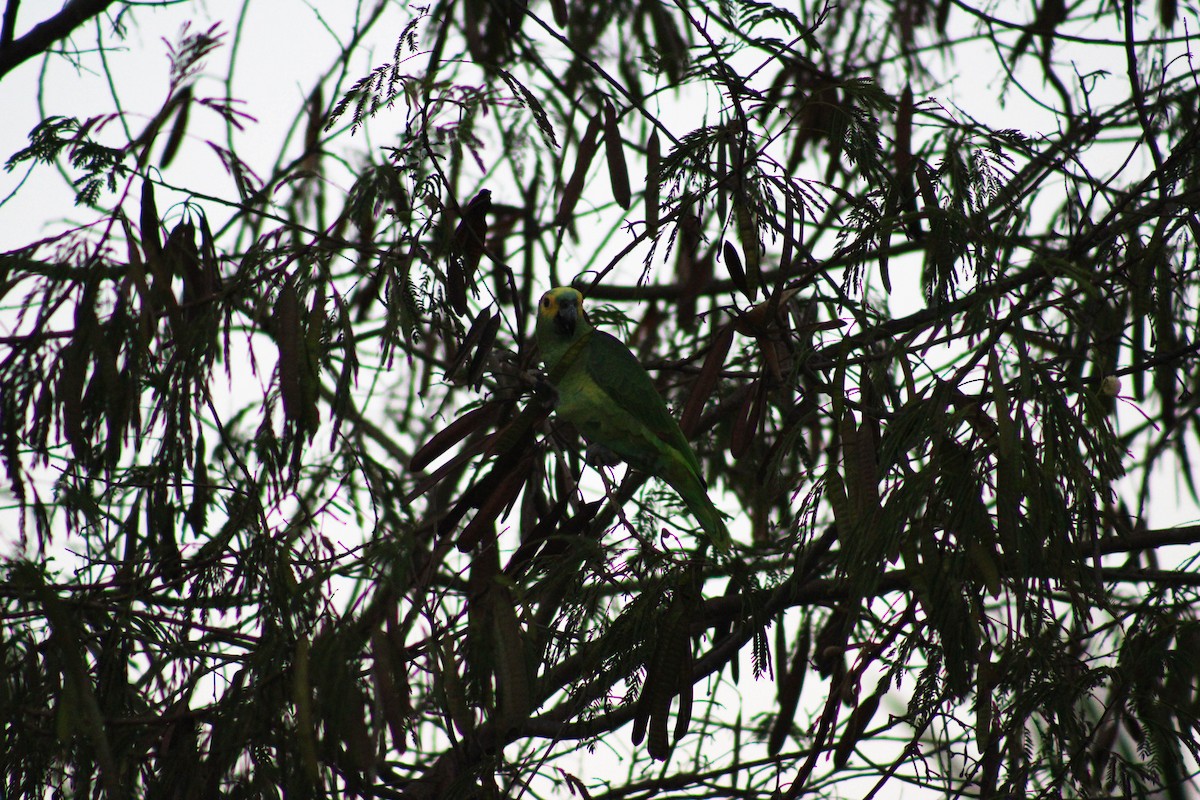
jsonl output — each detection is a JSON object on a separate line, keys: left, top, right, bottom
{"left": 2, "top": 2, "right": 1199, "bottom": 795}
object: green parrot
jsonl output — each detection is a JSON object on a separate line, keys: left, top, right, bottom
{"left": 535, "top": 286, "right": 731, "bottom": 550}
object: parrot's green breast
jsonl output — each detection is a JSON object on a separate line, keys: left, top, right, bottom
{"left": 557, "top": 330, "right": 701, "bottom": 479}
{"left": 554, "top": 359, "right": 662, "bottom": 474}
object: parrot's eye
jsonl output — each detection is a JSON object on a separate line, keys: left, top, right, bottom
{"left": 541, "top": 296, "right": 551, "bottom": 308}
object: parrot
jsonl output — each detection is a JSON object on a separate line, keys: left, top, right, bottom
{"left": 535, "top": 286, "right": 731, "bottom": 550}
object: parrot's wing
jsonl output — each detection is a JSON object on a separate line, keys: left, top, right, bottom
{"left": 583, "top": 330, "right": 704, "bottom": 479}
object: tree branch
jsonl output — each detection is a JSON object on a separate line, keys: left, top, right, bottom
{"left": 0, "top": 0, "right": 119, "bottom": 80}
{"left": 1, "top": 0, "right": 19, "bottom": 49}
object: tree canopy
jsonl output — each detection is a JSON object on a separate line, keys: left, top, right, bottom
{"left": 2, "top": 0, "right": 1200, "bottom": 797}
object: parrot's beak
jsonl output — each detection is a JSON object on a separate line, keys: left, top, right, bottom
{"left": 554, "top": 297, "right": 577, "bottom": 336}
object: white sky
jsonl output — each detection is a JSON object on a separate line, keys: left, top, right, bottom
{"left": 2, "top": 1, "right": 1199, "bottom": 796}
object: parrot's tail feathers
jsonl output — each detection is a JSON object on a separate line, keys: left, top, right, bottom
{"left": 677, "top": 483, "right": 731, "bottom": 551}
{"left": 660, "top": 452, "right": 732, "bottom": 550}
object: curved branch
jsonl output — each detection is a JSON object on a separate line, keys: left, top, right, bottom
{"left": 0, "top": 0, "right": 119, "bottom": 80}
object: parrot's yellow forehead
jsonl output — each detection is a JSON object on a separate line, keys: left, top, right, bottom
{"left": 538, "top": 287, "right": 584, "bottom": 319}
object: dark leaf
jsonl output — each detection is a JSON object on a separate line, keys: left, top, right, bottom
{"left": 723, "top": 239, "right": 751, "bottom": 300}
{"left": 603, "top": 100, "right": 631, "bottom": 210}
{"left": 411, "top": 403, "right": 502, "bottom": 473}
{"left": 159, "top": 87, "right": 192, "bottom": 168}
{"left": 556, "top": 114, "right": 603, "bottom": 227}
{"left": 680, "top": 324, "right": 734, "bottom": 437}
{"left": 730, "top": 378, "right": 766, "bottom": 460}
{"left": 645, "top": 130, "right": 661, "bottom": 236}
{"left": 832, "top": 680, "right": 884, "bottom": 769}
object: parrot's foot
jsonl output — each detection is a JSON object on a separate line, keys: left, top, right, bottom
{"left": 533, "top": 375, "right": 558, "bottom": 409}
{"left": 585, "top": 442, "right": 621, "bottom": 467}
